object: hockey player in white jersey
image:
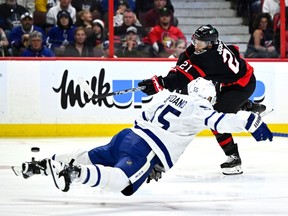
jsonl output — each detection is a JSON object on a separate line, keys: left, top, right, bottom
{"left": 16, "top": 77, "right": 273, "bottom": 196}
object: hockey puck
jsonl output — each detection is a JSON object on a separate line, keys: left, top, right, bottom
{"left": 31, "top": 147, "right": 40, "bottom": 152}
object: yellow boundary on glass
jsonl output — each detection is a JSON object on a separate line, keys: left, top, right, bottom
{"left": 0, "top": 124, "right": 287, "bottom": 137}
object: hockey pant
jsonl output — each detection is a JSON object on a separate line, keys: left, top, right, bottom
{"left": 52, "top": 128, "right": 161, "bottom": 196}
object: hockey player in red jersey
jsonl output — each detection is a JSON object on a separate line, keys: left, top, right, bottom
{"left": 138, "top": 24, "right": 266, "bottom": 175}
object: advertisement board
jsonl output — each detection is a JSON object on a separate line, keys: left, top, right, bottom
{"left": 0, "top": 60, "right": 287, "bottom": 136}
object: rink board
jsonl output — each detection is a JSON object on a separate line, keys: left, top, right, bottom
{"left": 0, "top": 59, "right": 287, "bottom": 137}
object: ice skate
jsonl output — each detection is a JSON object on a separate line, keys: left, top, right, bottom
{"left": 48, "top": 159, "right": 81, "bottom": 192}
{"left": 242, "top": 100, "right": 266, "bottom": 115}
{"left": 220, "top": 154, "right": 243, "bottom": 175}
{"left": 12, "top": 159, "right": 48, "bottom": 179}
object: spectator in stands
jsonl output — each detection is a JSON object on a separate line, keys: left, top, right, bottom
{"left": 17, "top": 0, "right": 35, "bottom": 14}
{"left": 46, "top": 0, "right": 58, "bottom": 10}
{"left": 86, "top": 19, "right": 107, "bottom": 51}
{"left": 249, "top": 0, "right": 263, "bottom": 34}
{"left": 116, "top": 26, "right": 150, "bottom": 57}
{"left": 0, "top": 0, "right": 28, "bottom": 37}
{"left": 63, "top": 26, "right": 94, "bottom": 57}
{"left": 235, "top": 0, "right": 263, "bottom": 34}
{"left": 99, "top": 0, "right": 136, "bottom": 14}
{"left": 272, "top": 3, "right": 288, "bottom": 55}
{"left": 114, "top": 0, "right": 142, "bottom": 27}
{"left": 71, "top": 0, "right": 102, "bottom": 20}
{"left": 142, "top": 0, "right": 178, "bottom": 28}
{"left": 101, "top": 40, "right": 118, "bottom": 58}
{"left": 0, "top": 27, "right": 9, "bottom": 56}
{"left": 99, "top": 0, "right": 136, "bottom": 28}
{"left": 114, "top": 0, "right": 130, "bottom": 27}
{"left": 135, "top": 0, "right": 174, "bottom": 20}
{"left": 75, "top": 9, "right": 93, "bottom": 28}
{"left": 75, "top": 9, "right": 93, "bottom": 37}
{"left": 146, "top": 7, "right": 186, "bottom": 57}
{"left": 46, "top": 0, "right": 76, "bottom": 27}
{"left": 244, "top": 12, "right": 278, "bottom": 58}
{"left": 33, "top": 0, "right": 54, "bottom": 29}
{"left": 0, "top": 0, "right": 37, "bottom": 8}
{"left": 168, "top": 38, "right": 186, "bottom": 58}
{"left": 135, "top": 0, "right": 174, "bottom": 28}
{"left": 9, "top": 12, "right": 45, "bottom": 56}
{"left": 46, "top": 10, "right": 76, "bottom": 56}
{"left": 20, "top": 30, "right": 55, "bottom": 57}
{"left": 35, "top": 0, "right": 51, "bottom": 13}
{"left": 114, "top": 9, "right": 147, "bottom": 42}
{"left": 262, "top": 0, "right": 280, "bottom": 19}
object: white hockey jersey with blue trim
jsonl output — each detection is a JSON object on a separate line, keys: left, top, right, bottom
{"left": 131, "top": 92, "right": 252, "bottom": 171}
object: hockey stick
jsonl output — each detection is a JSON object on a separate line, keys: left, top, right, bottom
{"left": 260, "top": 108, "right": 274, "bottom": 117}
{"left": 258, "top": 109, "right": 288, "bottom": 137}
{"left": 78, "top": 77, "right": 146, "bottom": 99}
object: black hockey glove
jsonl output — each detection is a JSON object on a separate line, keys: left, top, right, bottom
{"left": 138, "top": 75, "right": 165, "bottom": 95}
{"left": 146, "top": 164, "right": 165, "bottom": 183}
{"left": 246, "top": 113, "right": 273, "bottom": 142}
{"left": 241, "top": 100, "right": 266, "bottom": 115}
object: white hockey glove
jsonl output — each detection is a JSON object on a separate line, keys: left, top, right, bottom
{"left": 146, "top": 164, "right": 165, "bottom": 183}
{"left": 246, "top": 113, "right": 273, "bottom": 141}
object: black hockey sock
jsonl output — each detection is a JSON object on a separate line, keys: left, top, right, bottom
{"left": 222, "top": 142, "right": 240, "bottom": 157}
{"left": 212, "top": 131, "right": 238, "bottom": 156}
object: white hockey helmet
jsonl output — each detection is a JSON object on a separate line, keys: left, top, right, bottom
{"left": 188, "top": 77, "right": 217, "bottom": 105}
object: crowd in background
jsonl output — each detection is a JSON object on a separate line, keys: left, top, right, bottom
{"left": 0, "top": 0, "right": 288, "bottom": 58}
{"left": 235, "top": 0, "right": 288, "bottom": 58}
{"left": 0, "top": 0, "right": 187, "bottom": 58}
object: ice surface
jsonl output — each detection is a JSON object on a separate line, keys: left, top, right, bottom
{"left": 1, "top": 136, "right": 287, "bottom": 216}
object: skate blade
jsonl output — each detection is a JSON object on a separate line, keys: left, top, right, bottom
{"left": 11, "top": 166, "right": 22, "bottom": 176}
{"left": 47, "top": 159, "right": 69, "bottom": 192}
{"left": 222, "top": 165, "right": 243, "bottom": 175}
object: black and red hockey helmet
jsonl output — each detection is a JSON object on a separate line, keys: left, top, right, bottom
{"left": 192, "top": 24, "right": 219, "bottom": 44}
